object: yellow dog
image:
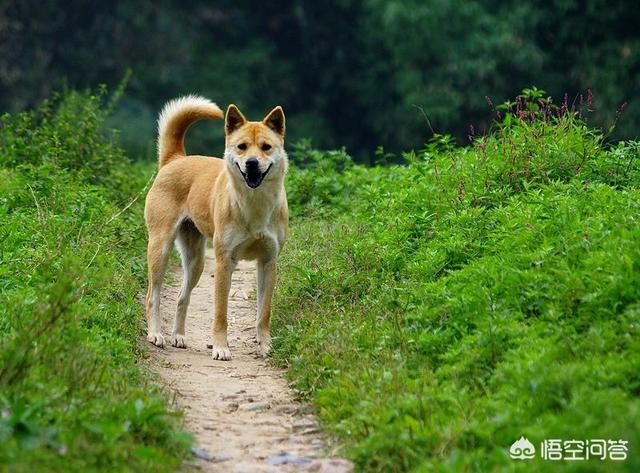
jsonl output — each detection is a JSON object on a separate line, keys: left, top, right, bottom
{"left": 144, "top": 96, "right": 288, "bottom": 360}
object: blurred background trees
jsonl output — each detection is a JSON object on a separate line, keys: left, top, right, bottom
{"left": 1, "top": 0, "right": 638, "bottom": 161}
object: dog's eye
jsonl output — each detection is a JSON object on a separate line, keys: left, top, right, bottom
{"left": 261, "top": 143, "right": 272, "bottom": 151}
{"left": 237, "top": 143, "right": 247, "bottom": 151}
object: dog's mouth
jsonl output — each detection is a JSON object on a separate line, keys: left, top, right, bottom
{"left": 236, "top": 162, "right": 273, "bottom": 189}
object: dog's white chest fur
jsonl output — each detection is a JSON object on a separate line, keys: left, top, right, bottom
{"left": 222, "top": 183, "right": 282, "bottom": 261}
{"left": 239, "top": 197, "right": 274, "bottom": 237}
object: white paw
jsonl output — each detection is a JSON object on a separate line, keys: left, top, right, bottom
{"left": 171, "top": 334, "right": 187, "bottom": 348}
{"left": 258, "top": 341, "right": 272, "bottom": 358}
{"left": 211, "top": 345, "right": 232, "bottom": 361}
{"left": 257, "top": 331, "right": 272, "bottom": 357}
{"left": 147, "top": 332, "right": 165, "bottom": 348}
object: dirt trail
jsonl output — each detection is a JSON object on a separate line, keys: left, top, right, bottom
{"left": 149, "top": 247, "right": 345, "bottom": 472}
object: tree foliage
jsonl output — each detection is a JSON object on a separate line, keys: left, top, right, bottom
{"left": 0, "top": 0, "right": 638, "bottom": 159}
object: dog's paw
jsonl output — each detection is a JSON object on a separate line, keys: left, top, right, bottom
{"left": 171, "top": 334, "right": 187, "bottom": 348}
{"left": 147, "top": 332, "right": 165, "bottom": 348}
{"left": 211, "top": 345, "right": 232, "bottom": 361}
{"left": 258, "top": 341, "right": 272, "bottom": 358}
{"left": 257, "top": 331, "right": 272, "bottom": 357}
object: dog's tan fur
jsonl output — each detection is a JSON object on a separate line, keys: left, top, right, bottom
{"left": 144, "top": 96, "right": 288, "bottom": 360}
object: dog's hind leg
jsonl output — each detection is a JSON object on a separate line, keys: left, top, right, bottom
{"left": 172, "top": 219, "right": 206, "bottom": 348}
{"left": 146, "top": 225, "right": 177, "bottom": 348}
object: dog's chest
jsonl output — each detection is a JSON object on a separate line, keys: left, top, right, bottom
{"left": 234, "top": 186, "right": 281, "bottom": 232}
{"left": 223, "top": 224, "right": 278, "bottom": 261}
{"left": 222, "top": 202, "right": 280, "bottom": 261}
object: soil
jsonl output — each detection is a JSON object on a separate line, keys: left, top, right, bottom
{"left": 147, "top": 248, "right": 335, "bottom": 472}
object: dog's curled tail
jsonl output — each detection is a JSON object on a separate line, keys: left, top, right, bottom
{"left": 157, "top": 95, "right": 224, "bottom": 168}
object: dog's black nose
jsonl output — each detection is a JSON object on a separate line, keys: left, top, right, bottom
{"left": 245, "top": 157, "right": 259, "bottom": 169}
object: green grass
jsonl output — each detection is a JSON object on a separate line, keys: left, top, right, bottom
{"left": 0, "top": 90, "right": 190, "bottom": 472}
{"left": 274, "top": 92, "right": 640, "bottom": 471}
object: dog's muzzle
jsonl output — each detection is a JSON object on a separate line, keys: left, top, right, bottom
{"left": 237, "top": 158, "right": 272, "bottom": 189}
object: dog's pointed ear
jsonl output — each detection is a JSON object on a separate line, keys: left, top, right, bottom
{"left": 263, "top": 106, "right": 285, "bottom": 137}
{"left": 225, "top": 104, "right": 247, "bottom": 135}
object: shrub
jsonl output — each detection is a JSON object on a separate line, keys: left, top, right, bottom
{"left": 0, "top": 90, "right": 189, "bottom": 472}
{"left": 276, "top": 92, "right": 640, "bottom": 472}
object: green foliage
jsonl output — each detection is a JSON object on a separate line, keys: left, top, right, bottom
{"left": 276, "top": 98, "right": 640, "bottom": 471}
{"left": 0, "top": 91, "right": 189, "bottom": 472}
{"left": 286, "top": 139, "right": 355, "bottom": 217}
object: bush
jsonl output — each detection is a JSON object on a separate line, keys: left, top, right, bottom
{"left": 276, "top": 92, "right": 640, "bottom": 472}
{"left": 0, "top": 90, "right": 189, "bottom": 472}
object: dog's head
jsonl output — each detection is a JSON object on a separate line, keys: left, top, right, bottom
{"left": 223, "top": 105, "right": 287, "bottom": 189}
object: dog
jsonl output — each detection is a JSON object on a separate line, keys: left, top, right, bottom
{"left": 144, "top": 96, "right": 288, "bottom": 360}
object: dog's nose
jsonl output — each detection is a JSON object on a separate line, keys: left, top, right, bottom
{"left": 245, "top": 157, "right": 259, "bottom": 169}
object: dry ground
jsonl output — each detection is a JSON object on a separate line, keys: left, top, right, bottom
{"left": 147, "top": 247, "right": 349, "bottom": 472}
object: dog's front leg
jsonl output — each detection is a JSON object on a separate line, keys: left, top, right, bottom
{"left": 256, "top": 259, "right": 276, "bottom": 357}
{"left": 211, "top": 252, "right": 234, "bottom": 360}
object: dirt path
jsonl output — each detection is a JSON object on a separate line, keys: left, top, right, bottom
{"left": 148, "top": 247, "right": 349, "bottom": 472}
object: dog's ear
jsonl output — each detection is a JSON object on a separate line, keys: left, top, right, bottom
{"left": 263, "top": 106, "right": 285, "bottom": 137}
{"left": 225, "top": 104, "right": 247, "bottom": 135}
